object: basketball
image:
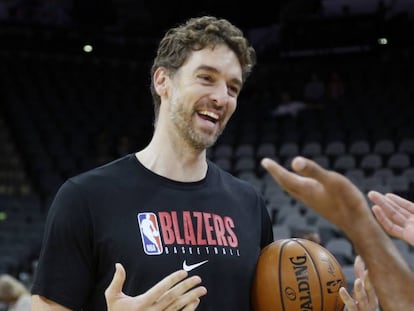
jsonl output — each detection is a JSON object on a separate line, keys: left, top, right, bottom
{"left": 252, "top": 238, "right": 346, "bottom": 311}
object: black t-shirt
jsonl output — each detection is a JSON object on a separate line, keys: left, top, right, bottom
{"left": 31, "top": 154, "right": 274, "bottom": 310}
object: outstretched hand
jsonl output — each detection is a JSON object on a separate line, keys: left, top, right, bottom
{"left": 339, "top": 256, "right": 378, "bottom": 311}
{"left": 261, "top": 157, "right": 372, "bottom": 236}
{"left": 369, "top": 191, "right": 414, "bottom": 247}
{"left": 105, "top": 263, "right": 207, "bottom": 311}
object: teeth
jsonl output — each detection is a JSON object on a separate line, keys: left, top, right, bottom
{"left": 199, "top": 110, "right": 219, "bottom": 120}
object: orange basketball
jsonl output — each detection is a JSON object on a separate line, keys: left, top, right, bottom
{"left": 252, "top": 238, "right": 346, "bottom": 311}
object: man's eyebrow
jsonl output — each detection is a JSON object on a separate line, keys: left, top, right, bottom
{"left": 196, "top": 65, "right": 243, "bottom": 88}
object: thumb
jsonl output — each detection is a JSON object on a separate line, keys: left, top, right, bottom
{"left": 261, "top": 156, "right": 324, "bottom": 188}
{"left": 105, "top": 263, "right": 126, "bottom": 299}
{"left": 291, "top": 156, "right": 330, "bottom": 183}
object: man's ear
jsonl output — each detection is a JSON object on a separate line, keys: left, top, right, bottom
{"left": 153, "top": 67, "right": 169, "bottom": 97}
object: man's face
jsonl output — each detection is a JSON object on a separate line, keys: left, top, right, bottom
{"left": 165, "top": 45, "right": 242, "bottom": 150}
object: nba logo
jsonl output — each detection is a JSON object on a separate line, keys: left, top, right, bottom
{"left": 138, "top": 212, "right": 163, "bottom": 255}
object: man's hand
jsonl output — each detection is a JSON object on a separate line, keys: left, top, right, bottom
{"left": 105, "top": 263, "right": 207, "bottom": 311}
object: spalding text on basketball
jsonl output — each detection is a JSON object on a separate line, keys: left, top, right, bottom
{"left": 290, "top": 254, "right": 313, "bottom": 310}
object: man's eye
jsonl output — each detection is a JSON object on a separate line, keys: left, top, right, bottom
{"left": 228, "top": 86, "right": 240, "bottom": 96}
{"left": 199, "top": 75, "right": 212, "bottom": 82}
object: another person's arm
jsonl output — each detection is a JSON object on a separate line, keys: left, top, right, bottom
{"left": 369, "top": 191, "right": 414, "bottom": 246}
{"left": 261, "top": 156, "right": 414, "bottom": 311}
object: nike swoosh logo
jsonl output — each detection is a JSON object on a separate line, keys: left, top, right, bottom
{"left": 182, "top": 259, "right": 209, "bottom": 272}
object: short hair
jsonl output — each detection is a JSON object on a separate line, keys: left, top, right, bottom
{"left": 150, "top": 15, "right": 256, "bottom": 122}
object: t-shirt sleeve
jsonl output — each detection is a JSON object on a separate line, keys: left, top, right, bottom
{"left": 31, "top": 179, "right": 95, "bottom": 310}
{"left": 259, "top": 195, "right": 274, "bottom": 248}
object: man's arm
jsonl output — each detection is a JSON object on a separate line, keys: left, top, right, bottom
{"left": 261, "top": 156, "right": 414, "bottom": 311}
{"left": 32, "top": 264, "right": 207, "bottom": 311}
{"left": 32, "top": 295, "right": 72, "bottom": 311}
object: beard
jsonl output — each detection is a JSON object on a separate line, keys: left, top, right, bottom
{"left": 169, "top": 98, "right": 226, "bottom": 150}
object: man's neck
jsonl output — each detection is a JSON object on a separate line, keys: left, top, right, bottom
{"left": 136, "top": 139, "right": 208, "bottom": 182}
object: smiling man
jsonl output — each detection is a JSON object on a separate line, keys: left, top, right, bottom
{"left": 31, "top": 16, "right": 274, "bottom": 311}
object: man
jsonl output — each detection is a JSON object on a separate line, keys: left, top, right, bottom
{"left": 31, "top": 16, "right": 274, "bottom": 310}
{"left": 261, "top": 156, "right": 414, "bottom": 311}
{"left": 31, "top": 15, "right": 373, "bottom": 311}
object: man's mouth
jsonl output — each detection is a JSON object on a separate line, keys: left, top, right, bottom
{"left": 198, "top": 110, "right": 219, "bottom": 124}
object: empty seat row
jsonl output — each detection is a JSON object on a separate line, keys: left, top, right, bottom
{"left": 212, "top": 138, "right": 414, "bottom": 161}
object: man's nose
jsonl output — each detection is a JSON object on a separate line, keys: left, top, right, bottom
{"left": 210, "top": 84, "right": 230, "bottom": 106}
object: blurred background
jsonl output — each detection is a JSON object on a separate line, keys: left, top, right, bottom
{"left": 1, "top": 0, "right": 414, "bottom": 303}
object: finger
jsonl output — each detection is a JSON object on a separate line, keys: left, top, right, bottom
{"left": 353, "top": 255, "right": 365, "bottom": 279}
{"left": 181, "top": 298, "right": 201, "bottom": 311}
{"left": 405, "top": 222, "right": 414, "bottom": 246}
{"left": 157, "top": 275, "right": 205, "bottom": 309}
{"left": 290, "top": 156, "right": 353, "bottom": 196}
{"left": 386, "top": 193, "right": 414, "bottom": 214}
{"left": 105, "top": 263, "right": 126, "bottom": 299}
{"left": 353, "top": 278, "right": 369, "bottom": 308}
{"left": 260, "top": 157, "right": 319, "bottom": 198}
{"left": 144, "top": 270, "right": 189, "bottom": 303}
{"left": 261, "top": 157, "right": 301, "bottom": 189}
{"left": 164, "top": 285, "right": 207, "bottom": 311}
{"left": 290, "top": 156, "right": 328, "bottom": 182}
{"left": 376, "top": 202, "right": 407, "bottom": 228}
{"left": 369, "top": 191, "right": 410, "bottom": 221}
{"left": 339, "top": 286, "right": 358, "bottom": 311}
{"left": 372, "top": 205, "right": 404, "bottom": 238}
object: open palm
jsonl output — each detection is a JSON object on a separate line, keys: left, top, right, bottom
{"left": 369, "top": 191, "right": 414, "bottom": 246}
